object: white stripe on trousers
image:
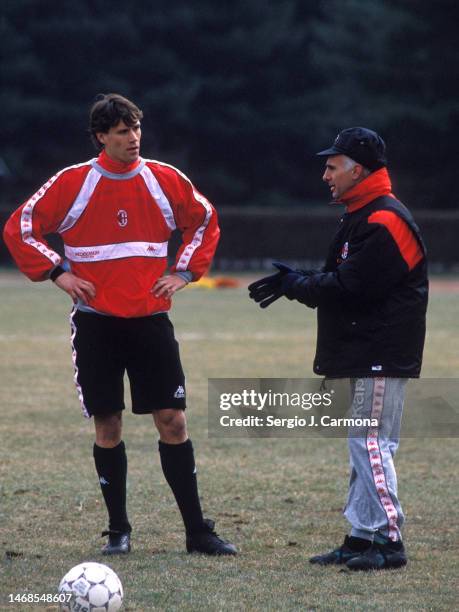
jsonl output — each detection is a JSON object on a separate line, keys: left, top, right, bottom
{"left": 366, "top": 378, "right": 400, "bottom": 541}
{"left": 69, "top": 308, "right": 90, "bottom": 418}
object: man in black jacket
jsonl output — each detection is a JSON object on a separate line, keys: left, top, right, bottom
{"left": 249, "top": 127, "right": 428, "bottom": 570}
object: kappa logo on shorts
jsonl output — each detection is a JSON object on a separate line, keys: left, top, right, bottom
{"left": 174, "top": 385, "right": 185, "bottom": 399}
{"left": 341, "top": 241, "right": 349, "bottom": 259}
{"left": 117, "top": 209, "right": 128, "bottom": 227}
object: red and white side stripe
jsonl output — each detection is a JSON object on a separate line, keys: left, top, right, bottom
{"left": 64, "top": 240, "right": 168, "bottom": 262}
{"left": 69, "top": 308, "right": 89, "bottom": 419}
{"left": 176, "top": 188, "right": 212, "bottom": 271}
{"left": 20, "top": 161, "right": 91, "bottom": 261}
{"left": 366, "top": 377, "right": 400, "bottom": 541}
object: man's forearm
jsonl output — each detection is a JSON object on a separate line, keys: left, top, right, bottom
{"left": 284, "top": 271, "right": 348, "bottom": 308}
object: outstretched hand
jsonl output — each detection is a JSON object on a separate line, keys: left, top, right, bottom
{"left": 248, "top": 261, "right": 296, "bottom": 308}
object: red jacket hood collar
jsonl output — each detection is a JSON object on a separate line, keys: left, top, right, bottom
{"left": 97, "top": 149, "right": 142, "bottom": 174}
{"left": 337, "top": 167, "right": 394, "bottom": 213}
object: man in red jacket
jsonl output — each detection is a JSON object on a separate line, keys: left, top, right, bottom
{"left": 4, "top": 93, "right": 236, "bottom": 556}
{"left": 249, "top": 127, "right": 428, "bottom": 570}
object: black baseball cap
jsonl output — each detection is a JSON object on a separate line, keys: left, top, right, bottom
{"left": 316, "top": 127, "right": 387, "bottom": 171}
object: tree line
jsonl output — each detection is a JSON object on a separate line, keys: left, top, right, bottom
{"left": 2, "top": 0, "right": 457, "bottom": 210}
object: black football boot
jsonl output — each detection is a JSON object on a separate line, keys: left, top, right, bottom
{"left": 186, "top": 519, "right": 237, "bottom": 556}
{"left": 101, "top": 530, "right": 131, "bottom": 555}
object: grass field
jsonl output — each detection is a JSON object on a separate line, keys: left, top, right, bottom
{"left": 0, "top": 270, "right": 458, "bottom": 611}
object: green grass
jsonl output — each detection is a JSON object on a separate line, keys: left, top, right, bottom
{"left": 0, "top": 271, "right": 458, "bottom": 611}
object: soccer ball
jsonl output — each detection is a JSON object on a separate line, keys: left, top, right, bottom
{"left": 58, "top": 562, "right": 123, "bottom": 611}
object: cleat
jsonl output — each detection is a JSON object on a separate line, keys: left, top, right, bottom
{"left": 346, "top": 536, "right": 407, "bottom": 571}
{"left": 186, "top": 518, "right": 237, "bottom": 556}
{"left": 101, "top": 530, "right": 131, "bottom": 555}
{"left": 309, "top": 535, "right": 371, "bottom": 566}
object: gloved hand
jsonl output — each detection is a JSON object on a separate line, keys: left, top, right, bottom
{"left": 248, "top": 262, "right": 299, "bottom": 308}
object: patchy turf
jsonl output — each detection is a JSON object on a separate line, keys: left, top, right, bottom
{"left": 0, "top": 271, "right": 458, "bottom": 611}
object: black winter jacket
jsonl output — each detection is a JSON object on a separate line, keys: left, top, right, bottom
{"left": 290, "top": 196, "right": 428, "bottom": 378}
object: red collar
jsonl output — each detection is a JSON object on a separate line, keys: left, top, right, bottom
{"left": 338, "top": 167, "right": 394, "bottom": 213}
{"left": 97, "top": 149, "right": 141, "bottom": 174}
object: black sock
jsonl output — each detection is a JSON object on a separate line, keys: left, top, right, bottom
{"left": 93, "top": 441, "right": 131, "bottom": 533}
{"left": 158, "top": 439, "right": 204, "bottom": 535}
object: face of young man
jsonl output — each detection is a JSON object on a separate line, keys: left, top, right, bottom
{"left": 97, "top": 120, "right": 142, "bottom": 164}
{"left": 322, "top": 155, "right": 362, "bottom": 200}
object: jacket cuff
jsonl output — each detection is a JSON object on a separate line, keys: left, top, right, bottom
{"left": 174, "top": 271, "right": 193, "bottom": 284}
{"left": 49, "top": 265, "right": 66, "bottom": 282}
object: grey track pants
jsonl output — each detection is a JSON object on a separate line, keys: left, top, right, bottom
{"left": 344, "top": 377, "right": 407, "bottom": 542}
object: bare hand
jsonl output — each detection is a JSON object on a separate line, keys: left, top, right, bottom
{"left": 152, "top": 274, "right": 187, "bottom": 299}
{"left": 54, "top": 272, "right": 96, "bottom": 305}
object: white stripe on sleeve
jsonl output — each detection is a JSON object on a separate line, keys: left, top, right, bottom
{"left": 20, "top": 161, "right": 92, "bottom": 264}
{"left": 144, "top": 160, "right": 213, "bottom": 271}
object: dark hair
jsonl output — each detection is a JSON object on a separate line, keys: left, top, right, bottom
{"left": 89, "top": 93, "right": 143, "bottom": 150}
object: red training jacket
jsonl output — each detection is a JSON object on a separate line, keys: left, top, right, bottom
{"left": 3, "top": 150, "right": 220, "bottom": 317}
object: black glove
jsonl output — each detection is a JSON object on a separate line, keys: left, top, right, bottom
{"left": 248, "top": 262, "right": 299, "bottom": 308}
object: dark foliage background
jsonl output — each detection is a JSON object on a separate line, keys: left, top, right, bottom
{"left": 1, "top": 0, "right": 458, "bottom": 209}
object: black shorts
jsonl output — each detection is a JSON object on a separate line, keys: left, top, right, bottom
{"left": 70, "top": 310, "right": 186, "bottom": 417}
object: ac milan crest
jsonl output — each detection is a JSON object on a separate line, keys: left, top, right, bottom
{"left": 117, "top": 210, "right": 128, "bottom": 227}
